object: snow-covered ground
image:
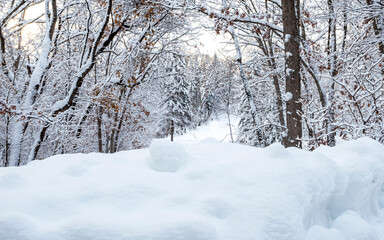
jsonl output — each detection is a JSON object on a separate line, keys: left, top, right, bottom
{"left": 1, "top": 117, "right": 384, "bottom": 240}
{"left": 176, "top": 114, "right": 240, "bottom": 144}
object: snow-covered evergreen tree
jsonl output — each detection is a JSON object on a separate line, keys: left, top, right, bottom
{"left": 237, "top": 92, "right": 264, "bottom": 147}
{"left": 157, "top": 53, "right": 193, "bottom": 141}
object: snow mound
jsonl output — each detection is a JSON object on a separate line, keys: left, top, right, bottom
{"left": 147, "top": 139, "right": 188, "bottom": 172}
{"left": 332, "top": 210, "right": 378, "bottom": 240}
{"left": 0, "top": 138, "right": 384, "bottom": 240}
{"left": 316, "top": 139, "right": 384, "bottom": 220}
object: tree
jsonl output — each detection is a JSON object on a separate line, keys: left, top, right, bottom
{"left": 281, "top": 0, "right": 302, "bottom": 148}
{"left": 1, "top": 0, "right": 195, "bottom": 166}
{"left": 157, "top": 53, "right": 193, "bottom": 141}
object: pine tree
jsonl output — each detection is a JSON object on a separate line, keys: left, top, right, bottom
{"left": 237, "top": 92, "right": 262, "bottom": 147}
{"left": 158, "top": 53, "right": 193, "bottom": 141}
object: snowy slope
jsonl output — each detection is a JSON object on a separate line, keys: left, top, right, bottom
{"left": 175, "top": 114, "right": 239, "bottom": 144}
{"left": 0, "top": 120, "right": 384, "bottom": 240}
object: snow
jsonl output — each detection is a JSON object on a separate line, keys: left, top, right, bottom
{"left": 332, "top": 211, "right": 378, "bottom": 240}
{"left": 285, "top": 34, "right": 291, "bottom": 43}
{"left": 1, "top": 119, "right": 384, "bottom": 240}
{"left": 284, "top": 92, "right": 293, "bottom": 102}
{"left": 286, "top": 67, "right": 293, "bottom": 76}
{"left": 176, "top": 115, "right": 239, "bottom": 144}
{"left": 147, "top": 140, "right": 188, "bottom": 172}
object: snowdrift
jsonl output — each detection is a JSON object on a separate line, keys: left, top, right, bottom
{"left": 0, "top": 138, "right": 384, "bottom": 240}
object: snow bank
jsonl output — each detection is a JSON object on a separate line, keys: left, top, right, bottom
{"left": 317, "top": 139, "right": 384, "bottom": 221}
{"left": 0, "top": 138, "right": 384, "bottom": 240}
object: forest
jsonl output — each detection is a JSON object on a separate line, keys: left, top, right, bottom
{"left": 1, "top": 0, "right": 383, "bottom": 167}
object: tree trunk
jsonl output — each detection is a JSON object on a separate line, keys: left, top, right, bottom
{"left": 27, "top": 0, "right": 116, "bottom": 161}
{"left": 366, "top": 0, "right": 384, "bottom": 79}
{"left": 9, "top": 0, "right": 57, "bottom": 165}
{"left": 105, "top": 135, "right": 110, "bottom": 153}
{"left": 226, "top": 69, "right": 234, "bottom": 143}
{"left": 282, "top": 0, "right": 302, "bottom": 148}
{"left": 170, "top": 120, "right": 174, "bottom": 142}
{"left": 28, "top": 124, "right": 48, "bottom": 162}
{"left": 110, "top": 129, "right": 115, "bottom": 153}
{"left": 229, "top": 26, "right": 258, "bottom": 127}
{"left": 97, "top": 106, "right": 103, "bottom": 153}
{"left": 4, "top": 115, "right": 10, "bottom": 167}
{"left": 266, "top": 38, "right": 286, "bottom": 129}
{"left": 366, "top": 0, "right": 384, "bottom": 55}
{"left": 327, "top": 0, "right": 337, "bottom": 147}
{"left": 113, "top": 87, "right": 135, "bottom": 152}
{"left": 341, "top": 0, "right": 347, "bottom": 53}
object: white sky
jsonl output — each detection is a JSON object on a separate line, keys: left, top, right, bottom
{"left": 21, "top": 4, "right": 233, "bottom": 58}
{"left": 197, "top": 31, "right": 232, "bottom": 57}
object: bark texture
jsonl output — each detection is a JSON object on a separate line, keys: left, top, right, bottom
{"left": 282, "top": 0, "right": 302, "bottom": 148}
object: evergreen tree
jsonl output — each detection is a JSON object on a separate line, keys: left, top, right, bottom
{"left": 158, "top": 53, "right": 193, "bottom": 141}
{"left": 237, "top": 92, "right": 265, "bottom": 147}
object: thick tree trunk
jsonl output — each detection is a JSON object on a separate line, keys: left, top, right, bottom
{"left": 282, "top": 0, "right": 302, "bottom": 148}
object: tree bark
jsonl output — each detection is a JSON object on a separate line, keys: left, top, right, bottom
{"left": 170, "top": 120, "right": 174, "bottom": 142}
{"left": 97, "top": 106, "right": 103, "bottom": 153}
{"left": 327, "top": 0, "right": 337, "bottom": 147}
{"left": 282, "top": 0, "right": 302, "bottom": 148}
{"left": 366, "top": 0, "right": 384, "bottom": 79}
